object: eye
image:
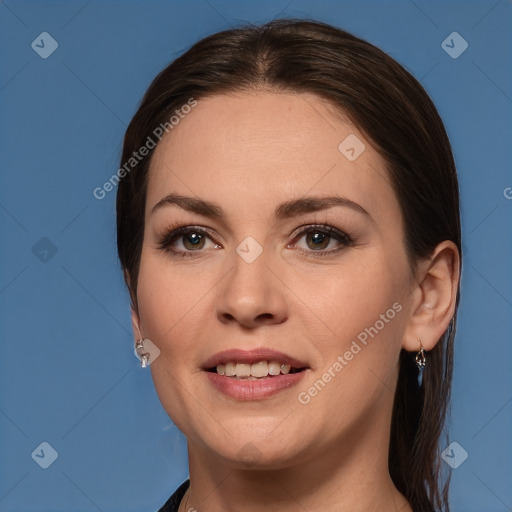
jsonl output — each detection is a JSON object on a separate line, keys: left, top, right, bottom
{"left": 290, "top": 225, "right": 353, "bottom": 254}
{"left": 157, "top": 226, "right": 221, "bottom": 256}
{"left": 156, "top": 223, "right": 353, "bottom": 258}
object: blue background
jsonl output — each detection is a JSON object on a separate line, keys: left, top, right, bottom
{"left": 1, "top": 1, "right": 511, "bottom": 510}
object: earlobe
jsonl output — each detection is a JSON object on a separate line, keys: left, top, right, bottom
{"left": 402, "top": 240, "right": 460, "bottom": 352}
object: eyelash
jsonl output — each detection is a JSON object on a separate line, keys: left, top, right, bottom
{"left": 156, "top": 223, "right": 354, "bottom": 258}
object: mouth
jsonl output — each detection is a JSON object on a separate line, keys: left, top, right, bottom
{"left": 202, "top": 348, "right": 310, "bottom": 379}
{"left": 205, "top": 360, "right": 308, "bottom": 379}
{"left": 203, "top": 351, "right": 310, "bottom": 401}
{"left": 202, "top": 349, "right": 310, "bottom": 399}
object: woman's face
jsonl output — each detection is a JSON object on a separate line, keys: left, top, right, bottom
{"left": 135, "top": 91, "right": 416, "bottom": 468}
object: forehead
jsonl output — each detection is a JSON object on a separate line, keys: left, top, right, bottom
{"left": 146, "top": 92, "right": 397, "bottom": 222}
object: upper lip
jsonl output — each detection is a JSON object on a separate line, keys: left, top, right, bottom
{"left": 202, "top": 348, "right": 310, "bottom": 370}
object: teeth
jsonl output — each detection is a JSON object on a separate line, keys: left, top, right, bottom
{"left": 251, "top": 361, "right": 268, "bottom": 378}
{"left": 215, "top": 360, "right": 297, "bottom": 378}
{"left": 235, "top": 363, "right": 251, "bottom": 378}
{"left": 280, "top": 363, "right": 291, "bottom": 375}
{"left": 268, "top": 361, "right": 281, "bottom": 375}
{"left": 225, "top": 362, "right": 235, "bottom": 377}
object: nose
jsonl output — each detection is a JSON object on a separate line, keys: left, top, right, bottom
{"left": 216, "top": 252, "right": 288, "bottom": 329}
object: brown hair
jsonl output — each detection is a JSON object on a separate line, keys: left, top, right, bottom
{"left": 117, "top": 19, "right": 461, "bottom": 512}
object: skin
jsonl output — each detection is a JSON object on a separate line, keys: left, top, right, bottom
{"left": 131, "top": 91, "right": 460, "bottom": 512}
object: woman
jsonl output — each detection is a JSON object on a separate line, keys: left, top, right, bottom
{"left": 116, "top": 19, "right": 461, "bottom": 512}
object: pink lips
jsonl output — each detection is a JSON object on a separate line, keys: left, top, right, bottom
{"left": 202, "top": 348, "right": 310, "bottom": 401}
{"left": 205, "top": 370, "right": 308, "bottom": 400}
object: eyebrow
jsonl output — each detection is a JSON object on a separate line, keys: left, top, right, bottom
{"left": 151, "top": 193, "right": 372, "bottom": 221}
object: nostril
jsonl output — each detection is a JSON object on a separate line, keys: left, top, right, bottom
{"left": 255, "top": 313, "right": 274, "bottom": 322}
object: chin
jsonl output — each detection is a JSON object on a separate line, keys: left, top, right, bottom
{"left": 202, "top": 430, "right": 308, "bottom": 470}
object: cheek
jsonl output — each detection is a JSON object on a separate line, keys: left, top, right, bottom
{"left": 292, "top": 266, "right": 407, "bottom": 427}
{"left": 135, "top": 253, "right": 215, "bottom": 428}
{"left": 135, "top": 248, "right": 229, "bottom": 380}
{"left": 136, "top": 251, "right": 206, "bottom": 349}
{"left": 292, "top": 254, "right": 410, "bottom": 409}
{"left": 295, "top": 254, "right": 407, "bottom": 340}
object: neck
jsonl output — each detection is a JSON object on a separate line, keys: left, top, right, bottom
{"left": 179, "top": 409, "right": 412, "bottom": 512}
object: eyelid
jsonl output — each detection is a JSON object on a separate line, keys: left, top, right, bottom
{"left": 287, "top": 223, "right": 354, "bottom": 255}
{"left": 156, "top": 222, "right": 354, "bottom": 257}
{"left": 288, "top": 223, "right": 353, "bottom": 243}
{"left": 156, "top": 224, "right": 222, "bottom": 254}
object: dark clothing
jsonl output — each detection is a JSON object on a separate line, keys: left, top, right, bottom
{"left": 157, "top": 479, "right": 190, "bottom": 512}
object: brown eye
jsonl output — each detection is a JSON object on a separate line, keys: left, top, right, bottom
{"left": 182, "top": 231, "right": 205, "bottom": 250}
{"left": 157, "top": 226, "right": 221, "bottom": 256}
{"left": 305, "top": 231, "right": 330, "bottom": 250}
{"left": 290, "top": 225, "right": 354, "bottom": 255}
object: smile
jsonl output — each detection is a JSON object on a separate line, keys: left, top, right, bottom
{"left": 208, "top": 360, "right": 306, "bottom": 379}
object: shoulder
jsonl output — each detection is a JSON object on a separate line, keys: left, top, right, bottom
{"left": 156, "top": 479, "right": 190, "bottom": 512}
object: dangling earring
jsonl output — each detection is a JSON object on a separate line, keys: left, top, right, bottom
{"left": 134, "top": 325, "right": 151, "bottom": 368}
{"left": 135, "top": 338, "right": 151, "bottom": 368}
{"left": 415, "top": 338, "right": 426, "bottom": 386}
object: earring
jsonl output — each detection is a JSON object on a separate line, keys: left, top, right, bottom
{"left": 134, "top": 324, "right": 151, "bottom": 368}
{"left": 135, "top": 338, "right": 151, "bottom": 368}
{"left": 415, "top": 338, "right": 426, "bottom": 386}
{"left": 415, "top": 339, "right": 426, "bottom": 370}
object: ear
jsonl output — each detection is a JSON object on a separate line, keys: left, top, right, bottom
{"left": 131, "top": 306, "right": 142, "bottom": 342}
{"left": 402, "top": 240, "right": 460, "bottom": 352}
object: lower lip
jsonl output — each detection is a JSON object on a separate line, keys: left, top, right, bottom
{"left": 204, "top": 371, "right": 307, "bottom": 400}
